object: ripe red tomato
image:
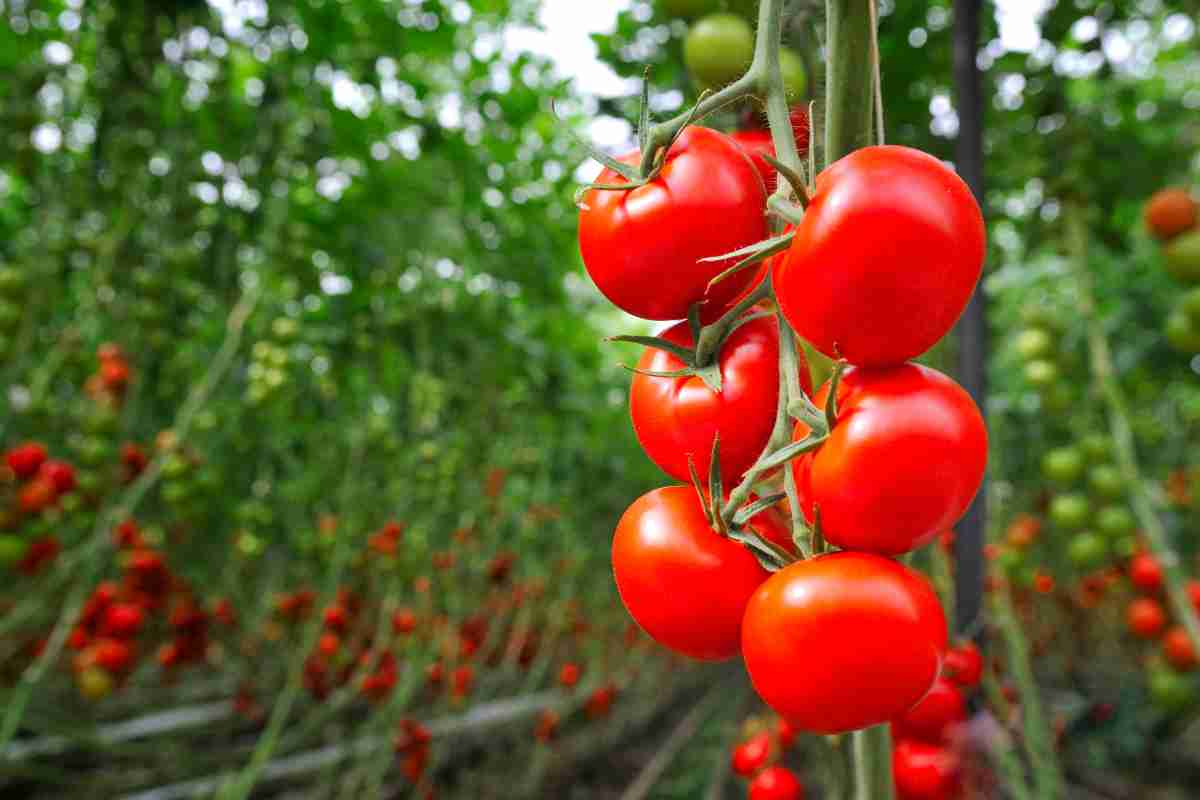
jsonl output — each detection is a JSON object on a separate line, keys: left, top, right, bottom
{"left": 6, "top": 442, "right": 47, "bottom": 479}
{"left": 1188, "top": 580, "right": 1200, "bottom": 616}
{"left": 731, "top": 730, "right": 772, "bottom": 777}
{"left": 749, "top": 766, "right": 804, "bottom": 800}
{"left": 1129, "top": 554, "right": 1164, "bottom": 594}
{"left": 892, "top": 739, "right": 961, "bottom": 800}
{"left": 730, "top": 108, "right": 812, "bottom": 195}
{"left": 791, "top": 364, "right": 987, "bottom": 555}
{"left": 942, "top": 642, "right": 983, "bottom": 688}
{"left": 1163, "top": 626, "right": 1198, "bottom": 672}
{"left": 101, "top": 603, "right": 146, "bottom": 638}
{"left": 1144, "top": 188, "right": 1197, "bottom": 241}
{"left": 632, "top": 315, "right": 808, "bottom": 485}
{"left": 774, "top": 146, "right": 985, "bottom": 366}
{"left": 892, "top": 677, "right": 966, "bottom": 744}
{"left": 613, "top": 486, "right": 772, "bottom": 661}
{"left": 38, "top": 460, "right": 76, "bottom": 494}
{"left": 741, "top": 552, "right": 947, "bottom": 733}
{"left": 558, "top": 662, "right": 581, "bottom": 688}
{"left": 1127, "top": 597, "right": 1167, "bottom": 639}
{"left": 578, "top": 126, "right": 768, "bottom": 321}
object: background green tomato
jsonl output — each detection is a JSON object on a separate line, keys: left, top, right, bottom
{"left": 1088, "top": 465, "right": 1124, "bottom": 499}
{"left": 1080, "top": 433, "right": 1113, "bottom": 462}
{"left": 1149, "top": 667, "right": 1196, "bottom": 714}
{"left": 684, "top": 14, "right": 754, "bottom": 89}
{"left": 1166, "top": 309, "right": 1200, "bottom": 353}
{"left": 1014, "top": 327, "right": 1053, "bottom": 361}
{"left": 1164, "top": 230, "right": 1200, "bottom": 284}
{"left": 1068, "top": 531, "right": 1108, "bottom": 568}
{"left": 1095, "top": 506, "right": 1136, "bottom": 539}
{"left": 1050, "top": 493, "right": 1091, "bottom": 530}
{"left": 779, "top": 48, "right": 807, "bottom": 100}
{"left": 1042, "top": 446, "right": 1084, "bottom": 483}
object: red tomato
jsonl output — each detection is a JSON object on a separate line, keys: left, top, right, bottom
{"left": 942, "top": 642, "right": 983, "bottom": 688}
{"left": 731, "top": 731, "right": 772, "bottom": 777}
{"left": 612, "top": 486, "right": 771, "bottom": 660}
{"left": 730, "top": 109, "right": 810, "bottom": 195}
{"left": 1129, "top": 554, "right": 1164, "bottom": 594}
{"left": 6, "top": 442, "right": 47, "bottom": 479}
{"left": 892, "top": 677, "right": 966, "bottom": 743}
{"left": 741, "top": 552, "right": 947, "bottom": 733}
{"left": 631, "top": 315, "right": 808, "bottom": 485}
{"left": 101, "top": 603, "right": 145, "bottom": 638}
{"left": 558, "top": 662, "right": 581, "bottom": 688}
{"left": 774, "top": 146, "right": 985, "bottom": 366}
{"left": 893, "top": 739, "right": 961, "bottom": 800}
{"left": 791, "top": 364, "right": 987, "bottom": 555}
{"left": 776, "top": 717, "right": 797, "bottom": 749}
{"left": 38, "top": 460, "right": 76, "bottom": 494}
{"left": 1188, "top": 580, "right": 1200, "bottom": 616}
{"left": 18, "top": 478, "right": 58, "bottom": 514}
{"left": 578, "top": 126, "right": 768, "bottom": 321}
{"left": 1163, "top": 626, "right": 1198, "bottom": 672}
{"left": 748, "top": 766, "right": 805, "bottom": 800}
{"left": 1127, "top": 597, "right": 1167, "bottom": 639}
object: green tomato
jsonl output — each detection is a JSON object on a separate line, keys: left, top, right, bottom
{"left": 1088, "top": 465, "right": 1124, "bottom": 500}
{"left": 1067, "top": 531, "right": 1108, "bottom": 568}
{"left": 1041, "top": 446, "right": 1084, "bottom": 484}
{"left": 1079, "top": 433, "right": 1112, "bottom": 462}
{"left": 1164, "top": 230, "right": 1200, "bottom": 284}
{"left": 1112, "top": 535, "right": 1139, "bottom": 560}
{"left": 0, "top": 534, "right": 25, "bottom": 568}
{"left": 684, "top": 14, "right": 754, "bottom": 90}
{"left": 1021, "top": 305, "right": 1059, "bottom": 331}
{"left": 660, "top": 0, "right": 722, "bottom": 18}
{"left": 1050, "top": 493, "right": 1090, "bottom": 530}
{"left": 1024, "top": 359, "right": 1059, "bottom": 388}
{"left": 1014, "top": 327, "right": 1053, "bottom": 361}
{"left": 779, "top": 48, "right": 806, "bottom": 100}
{"left": 1095, "top": 506, "right": 1135, "bottom": 539}
{"left": 994, "top": 548, "right": 1024, "bottom": 576}
{"left": 1166, "top": 309, "right": 1200, "bottom": 353}
{"left": 1149, "top": 666, "right": 1196, "bottom": 715}
{"left": 1181, "top": 287, "right": 1200, "bottom": 321}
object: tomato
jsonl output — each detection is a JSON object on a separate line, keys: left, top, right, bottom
{"left": 684, "top": 14, "right": 754, "bottom": 90}
{"left": 1149, "top": 665, "right": 1196, "bottom": 713}
{"left": 1129, "top": 553, "right": 1164, "bottom": 594}
{"left": 1023, "top": 359, "right": 1059, "bottom": 388}
{"left": 741, "top": 552, "right": 947, "bottom": 733}
{"left": 1163, "top": 626, "right": 1198, "bottom": 672}
{"left": 790, "top": 364, "right": 986, "bottom": 555}
{"left": 558, "top": 662, "right": 581, "bottom": 688}
{"left": 1144, "top": 188, "right": 1197, "bottom": 241}
{"left": 38, "top": 460, "right": 76, "bottom": 494}
{"left": 1088, "top": 465, "right": 1124, "bottom": 500}
{"left": 892, "top": 677, "right": 966, "bottom": 744}
{"left": 579, "top": 126, "right": 767, "bottom": 321}
{"left": 1188, "top": 580, "right": 1200, "bottom": 616}
{"left": 101, "top": 603, "right": 145, "bottom": 638}
{"left": 774, "top": 146, "right": 984, "bottom": 367}
{"left": 942, "top": 642, "right": 983, "bottom": 688}
{"left": 1048, "top": 494, "right": 1090, "bottom": 530}
{"left": 1013, "top": 327, "right": 1053, "bottom": 361}
{"left": 776, "top": 717, "right": 797, "bottom": 748}
{"left": 1041, "top": 447, "right": 1083, "bottom": 484}
{"left": 1067, "top": 532, "right": 1107, "bottom": 569}
{"left": 1127, "top": 597, "right": 1167, "bottom": 640}
{"left": 1165, "top": 231, "right": 1200, "bottom": 284}
{"left": 731, "top": 731, "right": 772, "bottom": 777}
{"left": 612, "top": 486, "right": 771, "bottom": 660}
{"left": 76, "top": 666, "right": 114, "bottom": 701}
{"left": 632, "top": 315, "right": 807, "bottom": 485}
{"left": 660, "top": 0, "right": 722, "bottom": 18}
{"left": 6, "top": 442, "right": 47, "bottom": 479}
{"left": 1095, "top": 506, "right": 1135, "bottom": 539}
{"left": 748, "top": 766, "right": 804, "bottom": 800}
{"left": 892, "top": 740, "right": 961, "bottom": 800}
{"left": 1166, "top": 308, "right": 1200, "bottom": 353}
{"left": 1079, "top": 433, "right": 1112, "bottom": 462}
{"left": 730, "top": 110, "right": 812, "bottom": 195}
{"left": 778, "top": 48, "right": 807, "bottom": 100}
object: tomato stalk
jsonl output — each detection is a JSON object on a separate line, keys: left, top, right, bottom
{"left": 1063, "top": 202, "right": 1200, "bottom": 663}
{"left": 852, "top": 724, "right": 894, "bottom": 800}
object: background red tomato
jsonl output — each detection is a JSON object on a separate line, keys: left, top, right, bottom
{"left": 579, "top": 126, "right": 767, "bottom": 320}
{"left": 774, "top": 145, "right": 985, "bottom": 366}
{"left": 893, "top": 739, "right": 961, "bottom": 800}
{"left": 892, "top": 677, "right": 966, "bottom": 743}
{"left": 612, "top": 486, "right": 770, "bottom": 661}
{"left": 741, "top": 552, "right": 948, "bottom": 733}
{"left": 792, "top": 364, "right": 987, "bottom": 555}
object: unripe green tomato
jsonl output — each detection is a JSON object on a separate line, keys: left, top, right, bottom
{"left": 1088, "top": 465, "right": 1124, "bottom": 500}
{"left": 0, "top": 534, "right": 24, "bottom": 568}
{"left": 684, "top": 14, "right": 754, "bottom": 90}
{"left": 1112, "top": 535, "right": 1139, "bottom": 560}
{"left": 1024, "top": 359, "right": 1059, "bottom": 388}
{"left": 1164, "top": 230, "right": 1200, "bottom": 284}
{"left": 0, "top": 267, "right": 26, "bottom": 296}
{"left": 162, "top": 455, "right": 189, "bottom": 480}
{"left": 1067, "top": 531, "right": 1107, "bottom": 568}
{"left": 1079, "top": 433, "right": 1112, "bottom": 462}
{"left": 1095, "top": 506, "right": 1135, "bottom": 539}
{"left": 247, "top": 385, "right": 269, "bottom": 405}
{"left": 1041, "top": 447, "right": 1084, "bottom": 484}
{"left": 994, "top": 548, "right": 1024, "bottom": 576}
{"left": 1182, "top": 287, "right": 1200, "bottom": 321}
{"left": 83, "top": 406, "right": 118, "bottom": 435}
{"left": 659, "top": 0, "right": 722, "bottom": 19}
{"left": 1149, "top": 666, "right": 1196, "bottom": 714}
{"left": 161, "top": 481, "right": 190, "bottom": 505}
{"left": 1022, "top": 305, "right": 1059, "bottom": 331}
{"left": 1050, "top": 493, "right": 1090, "bottom": 530}
{"left": 77, "top": 666, "right": 114, "bottom": 701}
{"left": 76, "top": 471, "right": 102, "bottom": 494}
{"left": 271, "top": 317, "right": 299, "bottom": 341}
{"left": 1014, "top": 327, "right": 1053, "bottom": 361}
{"left": 266, "top": 347, "right": 289, "bottom": 369}
{"left": 1166, "top": 310, "right": 1200, "bottom": 353}
{"left": 78, "top": 437, "right": 111, "bottom": 467}
{"left": 59, "top": 494, "right": 81, "bottom": 514}
{"left": 779, "top": 48, "right": 806, "bottom": 100}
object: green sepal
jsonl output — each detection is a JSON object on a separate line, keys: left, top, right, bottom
{"left": 752, "top": 433, "right": 827, "bottom": 473}
{"left": 707, "top": 434, "right": 725, "bottom": 534}
{"left": 697, "top": 231, "right": 796, "bottom": 264}
{"left": 732, "top": 493, "right": 788, "bottom": 527}
{"left": 760, "top": 153, "right": 810, "bottom": 206}
{"left": 825, "top": 359, "right": 847, "bottom": 432}
{"left": 687, "top": 455, "right": 712, "bottom": 527}
{"left": 607, "top": 334, "right": 696, "bottom": 365}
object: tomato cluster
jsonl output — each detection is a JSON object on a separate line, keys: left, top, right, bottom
{"left": 1145, "top": 188, "right": 1200, "bottom": 353}
{"left": 729, "top": 716, "right": 804, "bottom": 800}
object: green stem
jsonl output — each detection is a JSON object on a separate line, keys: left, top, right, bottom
{"left": 852, "top": 725, "right": 894, "bottom": 800}
{"left": 694, "top": 278, "right": 773, "bottom": 365}
{"left": 1064, "top": 202, "right": 1200, "bottom": 660}
{"left": 825, "top": 0, "right": 876, "bottom": 163}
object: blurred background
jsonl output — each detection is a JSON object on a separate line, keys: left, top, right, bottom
{"left": 0, "top": 0, "right": 1198, "bottom": 798}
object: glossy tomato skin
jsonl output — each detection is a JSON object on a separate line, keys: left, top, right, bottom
{"left": 749, "top": 766, "right": 805, "bottom": 800}
{"left": 892, "top": 677, "right": 966, "bottom": 744}
{"left": 791, "top": 364, "right": 987, "bottom": 555}
{"left": 741, "top": 552, "right": 948, "bottom": 733}
{"left": 893, "top": 740, "right": 961, "bottom": 800}
{"left": 1127, "top": 597, "right": 1167, "bottom": 639}
{"left": 730, "top": 111, "right": 811, "bottom": 196}
{"left": 632, "top": 315, "right": 809, "bottom": 485}
{"left": 613, "top": 486, "right": 769, "bottom": 661}
{"left": 579, "top": 126, "right": 768, "bottom": 321}
{"left": 731, "top": 731, "right": 772, "bottom": 777}
{"left": 774, "top": 145, "right": 985, "bottom": 366}
{"left": 942, "top": 642, "right": 983, "bottom": 688}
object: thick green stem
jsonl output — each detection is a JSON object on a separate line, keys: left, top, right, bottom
{"left": 1064, "top": 203, "right": 1200, "bottom": 660}
{"left": 852, "top": 725, "right": 894, "bottom": 800}
{"left": 825, "top": 0, "right": 876, "bottom": 163}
